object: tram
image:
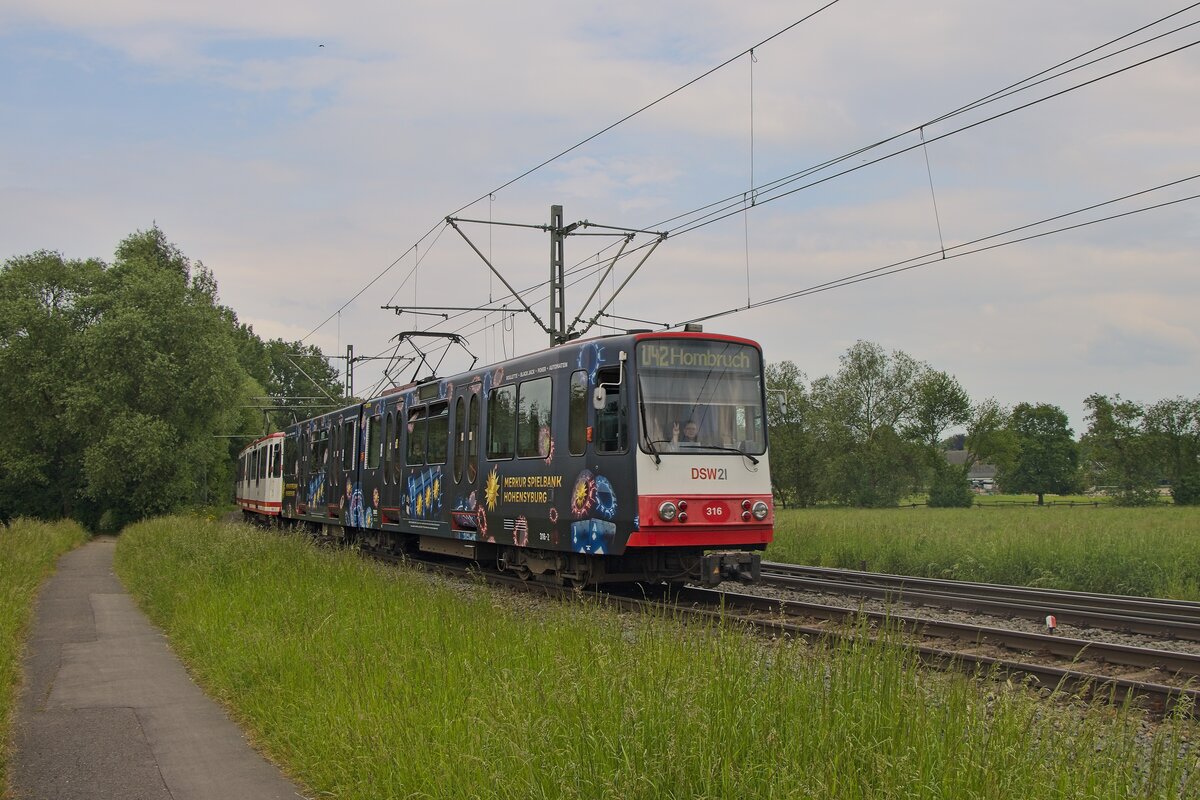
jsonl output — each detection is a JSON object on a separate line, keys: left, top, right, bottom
{"left": 239, "top": 329, "right": 773, "bottom": 586}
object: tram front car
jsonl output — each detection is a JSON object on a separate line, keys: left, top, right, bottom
{"left": 603, "top": 332, "right": 773, "bottom": 586}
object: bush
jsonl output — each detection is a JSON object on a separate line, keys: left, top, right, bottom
{"left": 1110, "top": 486, "right": 1160, "bottom": 506}
{"left": 928, "top": 465, "right": 974, "bottom": 508}
{"left": 1172, "top": 472, "right": 1200, "bottom": 505}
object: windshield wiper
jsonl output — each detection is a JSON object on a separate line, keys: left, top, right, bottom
{"left": 676, "top": 443, "right": 760, "bottom": 465}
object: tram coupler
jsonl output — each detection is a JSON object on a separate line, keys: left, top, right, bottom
{"left": 700, "top": 551, "right": 761, "bottom": 587}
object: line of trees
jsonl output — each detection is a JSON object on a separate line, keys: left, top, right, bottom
{"left": 5, "top": 230, "right": 1194, "bottom": 526}
{"left": 1081, "top": 393, "right": 1200, "bottom": 505}
{"left": 0, "top": 227, "right": 344, "bottom": 529}
{"left": 766, "top": 341, "right": 1200, "bottom": 507}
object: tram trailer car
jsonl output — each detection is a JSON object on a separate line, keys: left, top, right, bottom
{"left": 241, "top": 331, "right": 774, "bottom": 587}
{"left": 235, "top": 432, "right": 285, "bottom": 518}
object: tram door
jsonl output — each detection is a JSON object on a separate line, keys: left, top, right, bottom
{"left": 402, "top": 398, "right": 450, "bottom": 523}
{"left": 451, "top": 388, "right": 482, "bottom": 531}
{"left": 282, "top": 431, "right": 300, "bottom": 517}
{"left": 330, "top": 408, "right": 358, "bottom": 523}
{"left": 358, "top": 402, "right": 384, "bottom": 529}
{"left": 379, "top": 396, "right": 405, "bottom": 528}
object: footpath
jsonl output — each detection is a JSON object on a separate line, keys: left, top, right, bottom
{"left": 8, "top": 537, "right": 306, "bottom": 800}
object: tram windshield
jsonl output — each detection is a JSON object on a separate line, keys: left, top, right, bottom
{"left": 636, "top": 339, "right": 767, "bottom": 456}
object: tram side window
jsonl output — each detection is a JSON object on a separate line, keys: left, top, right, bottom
{"left": 273, "top": 443, "right": 282, "bottom": 477}
{"left": 517, "top": 377, "right": 551, "bottom": 459}
{"left": 594, "top": 367, "right": 626, "bottom": 454}
{"left": 382, "top": 413, "right": 391, "bottom": 481}
{"left": 343, "top": 420, "right": 357, "bottom": 470}
{"left": 316, "top": 430, "right": 329, "bottom": 475}
{"left": 331, "top": 425, "right": 340, "bottom": 484}
{"left": 568, "top": 371, "right": 587, "bottom": 456}
{"left": 468, "top": 393, "right": 480, "bottom": 481}
{"left": 487, "top": 385, "right": 516, "bottom": 460}
{"left": 407, "top": 406, "right": 427, "bottom": 465}
{"left": 307, "top": 433, "right": 315, "bottom": 480}
{"left": 427, "top": 401, "right": 449, "bottom": 465}
{"left": 366, "top": 415, "right": 381, "bottom": 469}
{"left": 284, "top": 437, "right": 296, "bottom": 478}
{"left": 392, "top": 411, "right": 404, "bottom": 483}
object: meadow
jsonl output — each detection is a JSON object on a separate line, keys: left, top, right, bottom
{"left": 116, "top": 516, "right": 1196, "bottom": 800}
{"left": 767, "top": 506, "right": 1200, "bottom": 600}
{"left": 0, "top": 519, "right": 89, "bottom": 788}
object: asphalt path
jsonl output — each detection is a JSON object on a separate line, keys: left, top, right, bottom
{"left": 8, "top": 537, "right": 307, "bottom": 800}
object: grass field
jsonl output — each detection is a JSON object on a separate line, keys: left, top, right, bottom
{"left": 0, "top": 519, "right": 89, "bottom": 788}
{"left": 766, "top": 506, "right": 1200, "bottom": 599}
{"left": 116, "top": 516, "right": 1196, "bottom": 799}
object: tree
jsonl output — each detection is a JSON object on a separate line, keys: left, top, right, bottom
{"left": 964, "top": 398, "right": 1017, "bottom": 475}
{"left": 0, "top": 227, "right": 338, "bottom": 528}
{"left": 927, "top": 461, "right": 975, "bottom": 507}
{"left": 906, "top": 369, "right": 971, "bottom": 451}
{"left": 0, "top": 251, "right": 103, "bottom": 521}
{"left": 810, "top": 342, "right": 925, "bottom": 507}
{"left": 1080, "top": 394, "right": 1158, "bottom": 505}
{"left": 998, "top": 403, "right": 1079, "bottom": 505}
{"left": 1144, "top": 397, "right": 1200, "bottom": 505}
{"left": 764, "top": 361, "right": 821, "bottom": 507}
{"left": 824, "top": 340, "right": 920, "bottom": 441}
{"left": 906, "top": 368, "right": 973, "bottom": 507}
{"left": 61, "top": 227, "right": 244, "bottom": 528}
{"left": 226, "top": 318, "right": 344, "bottom": 432}
{"left": 262, "top": 338, "right": 344, "bottom": 426}
{"left": 926, "top": 400, "right": 1017, "bottom": 509}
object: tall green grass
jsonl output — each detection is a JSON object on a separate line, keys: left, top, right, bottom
{"left": 768, "top": 507, "right": 1200, "bottom": 599}
{"left": 0, "top": 519, "right": 89, "bottom": 787}
{"left": 117, "top": 517, "right": 1195, "bottom": 799}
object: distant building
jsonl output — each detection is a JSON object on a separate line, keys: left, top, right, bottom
{"left": 944, "top": 450, "right": 998, "bottom": 492}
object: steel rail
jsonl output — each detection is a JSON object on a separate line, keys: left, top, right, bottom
{"left": 673, "top": 585, "right": 1200, "bottom": 717}
{"left": 759, "top": 563, "right": 1200, "bottom": 641}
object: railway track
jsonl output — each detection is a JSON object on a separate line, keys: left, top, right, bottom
{"left": 671, "top": 584, "right": 1200, "bottom": 717}
{"left": 372, "top": 546, "right": 1200, "bottom": 717}
{"left": 759, "top": 562, "right": 1200, "bottom": 642}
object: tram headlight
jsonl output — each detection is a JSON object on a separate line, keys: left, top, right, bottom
{"left": 658, "top": 502, "right": 678, "bottom": 522}
{"left": 751, "top": 501, "right": 769, "bottom": 521}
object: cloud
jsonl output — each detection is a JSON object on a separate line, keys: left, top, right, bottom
{"left": 3, "top": 0, "right": 1199, "bottom": 431}
{"left": 1084, "top": 326, "right": 1194, "bottom": 368}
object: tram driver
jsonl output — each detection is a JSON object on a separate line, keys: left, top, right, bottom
{"left": 671, "top": 418, "right": 703, "bottom": 447}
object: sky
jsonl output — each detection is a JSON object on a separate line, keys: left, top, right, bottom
{"left": 3, "top": 0, "right": 1198, "bottom": 433}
